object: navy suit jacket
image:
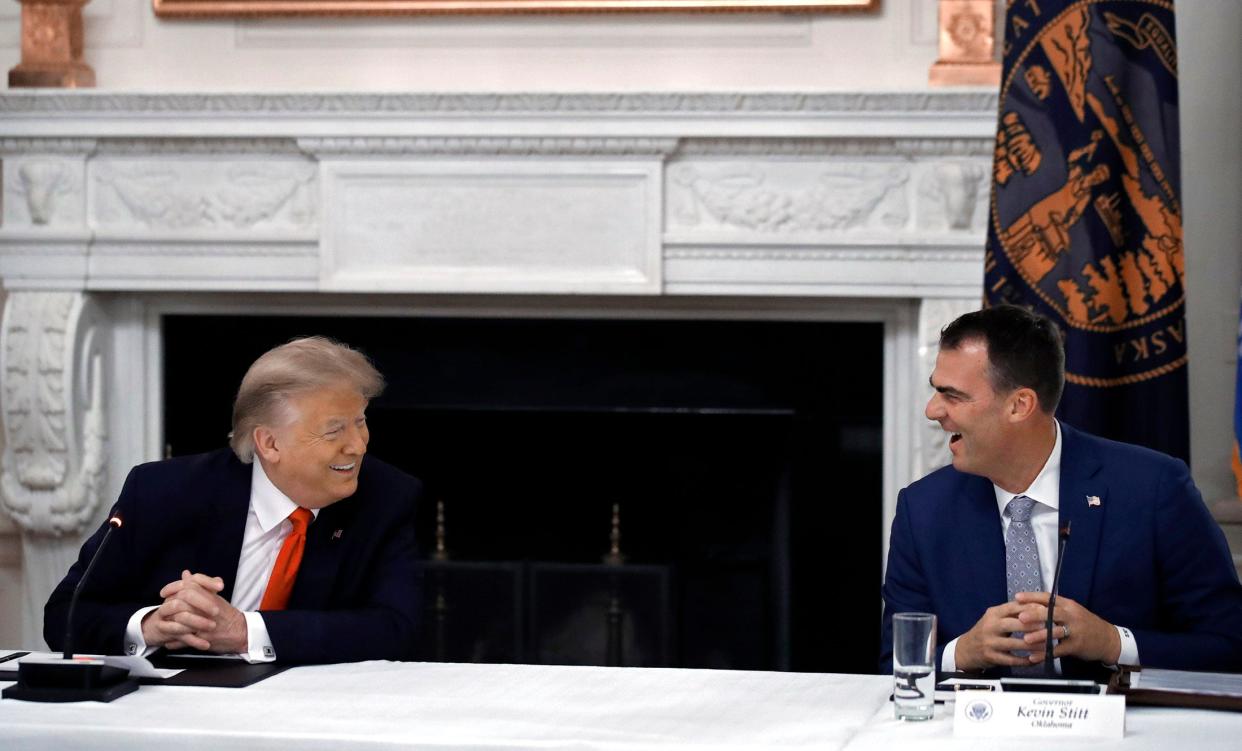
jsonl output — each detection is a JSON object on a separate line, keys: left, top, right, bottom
{"left": 46, "top": 449, "right": 422, "bottom": 664}
{"left": 880, "top": 423, "right": 1242, "bottom": 677}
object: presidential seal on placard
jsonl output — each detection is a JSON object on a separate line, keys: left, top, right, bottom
{"left": 986, "top": 0, "right": 1184, "bottom": 390}
{"left": 964, "top": 699, "right": 994, "bottom": 722}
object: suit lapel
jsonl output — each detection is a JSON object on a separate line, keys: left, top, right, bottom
{"left": 1056, "top": 424, "right": 1106, "bottom": 606}
{"left": 196, "top": 455, "right": 252, "bottom": 603}
{"left": 957, "top": 474, "right": 1008, "bottom": 615}
{"left": 289, "top": 500, "right": 351, "bottom": 609}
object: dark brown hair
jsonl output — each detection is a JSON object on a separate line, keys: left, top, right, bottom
{"left": 940, "top": 305, "right": 1065, "bottom": 414}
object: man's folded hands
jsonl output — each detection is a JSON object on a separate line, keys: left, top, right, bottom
{"left": 140, "top": 570, "right": 248, "bottom": 653}
{"left": 954, "top": 593, "right": 1123, "bottom": 671}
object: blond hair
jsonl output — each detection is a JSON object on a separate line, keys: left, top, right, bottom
{"left": 229, "top": 336, "right": 384, "bottom": 463}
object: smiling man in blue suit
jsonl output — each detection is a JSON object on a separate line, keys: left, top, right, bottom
{"left": 881, "top": 305, "right": 1242, "bottom": 677}
{"left": 46, "top": 336, "right": 422, "bottom": 664}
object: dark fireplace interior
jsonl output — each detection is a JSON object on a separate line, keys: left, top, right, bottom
{"left": 163, "top": 312, "right": 883, "bottom": 674}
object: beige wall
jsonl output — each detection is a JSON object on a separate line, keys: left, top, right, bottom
{"left": 0, "top": 0, "right": 943, "bottom": 91}
{"left": 1181, "top": 1, "right": 1242, "bottom": 505}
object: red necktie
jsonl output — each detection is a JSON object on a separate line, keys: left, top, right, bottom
{"left": 259, "top": 508, "right": 313, "bottom": 611}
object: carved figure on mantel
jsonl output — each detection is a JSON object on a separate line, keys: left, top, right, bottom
{"left": 669, "top": 164, "right": 909, "bottom": 233}
{"left": 2, "top": 159, "right": 85, "bottom": 227}
{"left": 916, "top": 162, "right": 987, "bottom": 232}
{"left": 15, "top": 162, "right": 71, "bottom": 226}
{"left": 0, "top": 291, "right": 107, "bottom": 648}
{"left": 92, "top": 161, "right": 317, "bottom": 231}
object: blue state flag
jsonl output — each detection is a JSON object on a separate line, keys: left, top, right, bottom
{"left": 985, "top": 0, "right": 1187, "bottom": 461}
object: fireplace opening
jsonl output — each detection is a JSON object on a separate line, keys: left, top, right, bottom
{"left": 163, "top": 313, "right": 883, "bottom": 673}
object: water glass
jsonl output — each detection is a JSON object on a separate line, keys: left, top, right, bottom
{"left": 892, "top": 612, "right": 937, "bottom": 721}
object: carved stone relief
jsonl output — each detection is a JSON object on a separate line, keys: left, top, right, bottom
{"left": 95, "top": 138, "right": 304, "bottom": 156}
{"left": 0, "top": 291, "right": 110, "bottom": 646}
{"left": 676, "top": 138, "right": 991, "bottom": 158}
{"left": 0, "top": 291, "right": 107, "bottom": 537}
{"left": 299, "top": 137, "right": 679, "bottom": 157}
{"left": 915, "top": 161, "right": 989, "bottom": 232}
{"left": 91, "top": 159, "right": 318, "bottom": 231}
{"left": 668, "top": 163, "right": 910, "bottom": 234}
{"left": 2, "top": 157, "right": 86, "bottom": 227}
{"left": 911, "top": 297, "right": 981, "bottom": 480}
{"left": 0, "top": 138, "right": 98, "bottom": 155}
{"left": 0, "top": 91, "right": 1000, "bottom": 117}
{"left": 663, "top": 247, "right": 980, "bottom": 263}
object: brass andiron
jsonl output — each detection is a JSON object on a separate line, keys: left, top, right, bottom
{"left": 433, "top": 498, "right": 449, "bottom": 562}
{"left": 928, "top": 0, "right": 1001, "bottom": 87}
{"left": 603, "top": 503, "right": 625, "bottom": 666}
{"left": 10, "top": 0, "right": 96, "bottom": 88}
{"left": 603, "top": 502, "right": 626, "bottom": 566}
{"left": 431, "top": 499, "right": 449, "bottom": 661}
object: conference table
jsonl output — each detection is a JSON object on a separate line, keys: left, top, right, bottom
{"left": 1, "top": 661, "right": 1238, "bottom": 749}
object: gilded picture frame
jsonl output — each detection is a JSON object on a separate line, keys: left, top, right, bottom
{"left": 152, "top": 0, "right": 878, "bottom": 18}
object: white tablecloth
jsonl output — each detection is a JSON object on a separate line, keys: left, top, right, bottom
{"left": 2, "top": 661, "right": 1238, "bottom": 750}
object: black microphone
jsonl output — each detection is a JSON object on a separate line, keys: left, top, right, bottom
{"left": 1044, "top": 520, "right": 1071, "bottom": 677}
{"left": 63, "top": 512, "right": 124, "bottom": 660}
{"left": 3, "top": 509, "right": 140, "bottom": 703}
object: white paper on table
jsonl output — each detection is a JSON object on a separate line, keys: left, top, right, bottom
{"left": 1132, "top": 668, "right": 1242, "bottom": 698}
{"left": 16, "top": 651, "right": 182, "bottom": 679}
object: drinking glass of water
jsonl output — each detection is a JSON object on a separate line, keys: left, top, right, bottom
{"left": 892, "top": 612, "right": 936, "bottom": 721}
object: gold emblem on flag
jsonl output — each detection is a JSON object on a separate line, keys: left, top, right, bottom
{"left": 989, "top": 1, "right": 1185, "bottom": 388}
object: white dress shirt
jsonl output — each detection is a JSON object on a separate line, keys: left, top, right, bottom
{"left": 941, "top": 421, "right": 1139, "bottom": 672}
{"left": 124, "top": 460, "right": 319, "bottom": 663}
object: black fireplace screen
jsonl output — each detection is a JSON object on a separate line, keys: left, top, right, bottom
{"left": 163, "top": 313, "right": 883, "bottom": 673}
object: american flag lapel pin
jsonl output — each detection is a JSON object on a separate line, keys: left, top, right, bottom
{"left": 332, "top": 529, "right": 344, "bottom": 540}
{"left": 1087, "top": 495, "right": 1101, "bottom": 507}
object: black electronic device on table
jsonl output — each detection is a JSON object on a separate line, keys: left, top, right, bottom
{"left": 1000, "top": 677, "right": 1103, "bottom": 694}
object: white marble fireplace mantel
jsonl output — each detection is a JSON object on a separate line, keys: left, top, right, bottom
{"left": 0, "top": 91, "right": 992, "bottom": 647}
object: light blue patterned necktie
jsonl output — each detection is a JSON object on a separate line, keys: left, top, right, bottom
{"left": 1005, "top": 495, "right": 1044, "bottom": 673}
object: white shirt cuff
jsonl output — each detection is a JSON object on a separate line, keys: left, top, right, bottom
{"left": 1114, "top": 625, "right": 1139, "bottom": 666}
{"left": 941, "top": 636, "right": 959, "bottom": 672}
{"left": 239, "top": 611, "right": 276, "bottom": 663}
{"left": 123, "top": 606, "right": 161, "bottom": 657}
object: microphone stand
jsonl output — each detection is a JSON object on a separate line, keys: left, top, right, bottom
{"left": 63, "top": 515, "right": 121, "bottom": 660}
{"left": 1044, "top": 521, "right": 1071, "bottom": 677}
{"left": 1003, "top": 521, "right": 1095, "bottom": 692}
{"left": 3, "top": 512, "right": 140, "bottom": 703}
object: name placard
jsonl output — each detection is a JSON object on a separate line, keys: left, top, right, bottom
{"left": 953, "top": 691, "right": 1125, "bottom": 739}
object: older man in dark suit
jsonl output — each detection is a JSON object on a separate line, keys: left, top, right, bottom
{"left": 46, "top": 336, "right": 421, "bottom": 664}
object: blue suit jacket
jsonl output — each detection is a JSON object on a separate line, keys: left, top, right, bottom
{"left": 880, "top": 423, "right": 1242, "bottom": 677}
{"left": 46, "top": 449, "right": 422, "bottom": 664}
